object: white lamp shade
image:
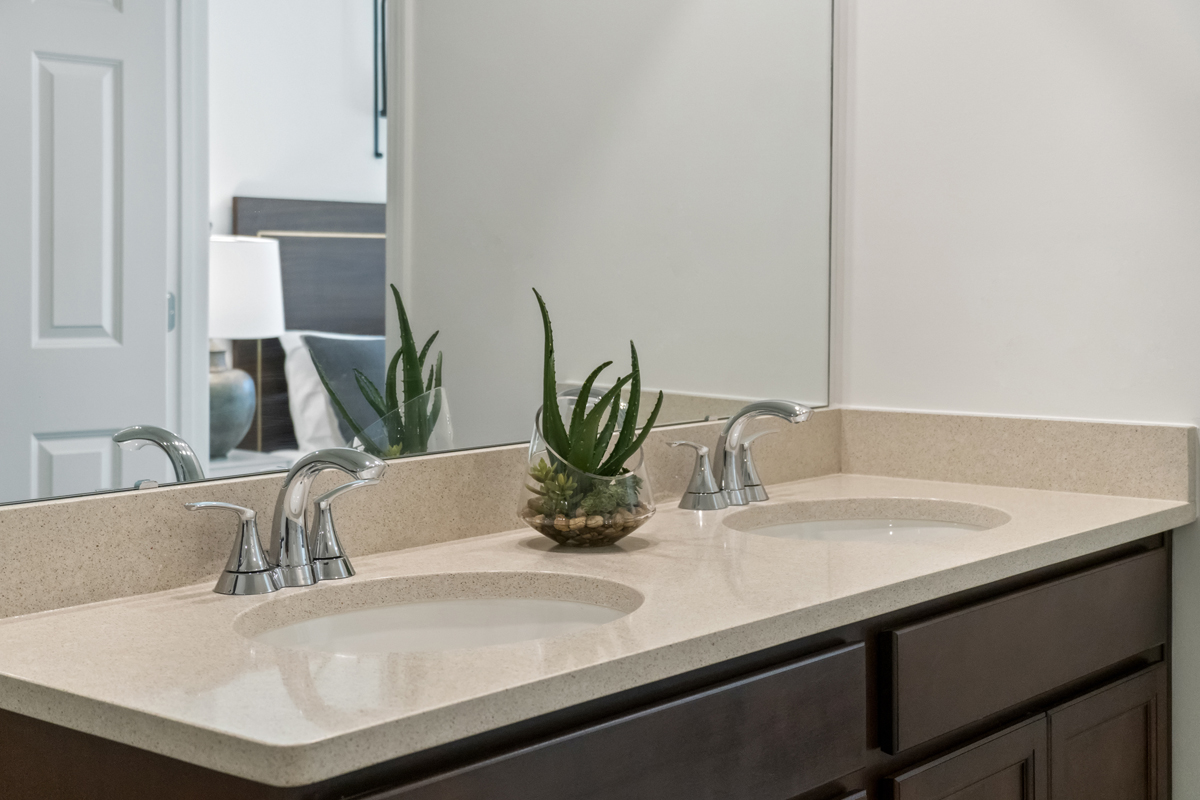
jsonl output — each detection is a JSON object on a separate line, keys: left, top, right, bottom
{"left": 209, "top": 235, "right": 287, "bottom": 339}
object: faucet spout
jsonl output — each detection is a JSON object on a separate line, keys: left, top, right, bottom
{"left": 112, "top": 425, "right": 205, "bottom": 483}
{"left": 713, "top": 400, "right": 811, "bottom": 506}
{"left": 270, "top": 448, "right": 387, "bottom": 587}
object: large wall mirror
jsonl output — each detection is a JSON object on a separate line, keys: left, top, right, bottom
{"left": 0, "top": 0, "right": 833, "bottom": 506}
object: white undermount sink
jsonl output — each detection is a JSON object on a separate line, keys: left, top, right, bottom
{"left": 724, "top": 498, "right": 1011, "bottom": 544}
{"left": 236, "top": 572, "right": 642, "bottom": 655}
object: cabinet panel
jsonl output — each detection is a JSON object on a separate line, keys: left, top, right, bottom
{"left": 884, "top": 548, "right": 1167, "bottom": 752}
{"left": 373, "top": 643, "right": 866, "bottom": 800}
{"left": 890, "top": 716, "right": 1047, "bottom": 800}
{"left": 1048, "top": 664, "right": 1167, "bottom": 800}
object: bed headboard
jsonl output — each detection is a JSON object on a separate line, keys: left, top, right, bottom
{"left": 230, "top": 197, "right": 387, "bottom": 452}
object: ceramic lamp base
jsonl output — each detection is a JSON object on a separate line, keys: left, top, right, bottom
{"left": 209, "top": 349, "right": 255, "bottom": 459}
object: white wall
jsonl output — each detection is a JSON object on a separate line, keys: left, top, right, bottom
{"left": 837, "top": 0, "right": 1200, "bottom": 790}
{"left": 390, "top": 0, "right": 833, "bottom": 449}
{"left": 208, "top": 0, "right": 386, "bottom": 234}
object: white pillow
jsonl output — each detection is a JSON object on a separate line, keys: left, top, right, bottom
{"left": 279, "top": 330, "right": 380, "bottom": 453}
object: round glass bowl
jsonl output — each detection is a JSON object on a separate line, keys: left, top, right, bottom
{"left": 518, "top": 408, "right": 655, "bottom": 547}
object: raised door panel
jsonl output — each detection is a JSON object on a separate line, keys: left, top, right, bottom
{"left": 372, "top": 643, "right": 867, "bottom": 800}
{"left": 884, "top": 548, "right": 1168, "bottom": 752}
{"left": 1048, "top": 665, "right": 1167, "bottom": 800}
{"left": 890, "top": 716, "right": 1047, "bottom": 800}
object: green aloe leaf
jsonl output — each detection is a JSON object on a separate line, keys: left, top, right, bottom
{"left": 601, "top": 390, "right": 664, "bottom": 474}
{"left": 391, "top": 284, "right": 427, "bottom": 453}
{"left": 608, "top": 341, "right": 643, "bottom": 465}
{"left": 568, "top": 375, "right": 630, "bottom": 471}
{"left": 311, "top": 356, "right": 386, "bottom": 455}
{"left": 593, "top": 396, "right": 622, "bottom": 470}
{"left": 534, "top": 289, "right": 569, "bottom": 455}
{"left": 353, "top": 370, "right": 388, "bottom": 420}
{"left": 418, "top": 331, "right": 439, "bottom": 370}
{"left": 567, "top": 361, "right": 612, "bottom": 445}
{"left": 381, "top": 348, "right": 404, "bottom": 446}
{"left": 384, "top": 349, "right": 402, "bottom": 415}
{"left": 390, "top": 284, "right": 425, "bottom": 405}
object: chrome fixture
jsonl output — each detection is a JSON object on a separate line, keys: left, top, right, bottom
{"left": 739, "top": 430, "right": 777, "bottom": 503}
{"left": 310, "top": 479, "right": 379, "bottom": 581}
{"left": 271, "top": 448, "right": 387, "bottom": 587}
{"left": 113, "top": 425, "right": 205, "bottom": 483}
{"left": 185, "top": 502, "right": 282, "bottom": 595}
{"left": 668, "top": 441, "right": 728, "bottom": 511}
{"left": 713, "top": 400, "right": 811, "bottom": 506}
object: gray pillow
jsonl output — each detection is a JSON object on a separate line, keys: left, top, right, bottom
{"left": 302, "top": 334, "right": 387, "bottom": 443}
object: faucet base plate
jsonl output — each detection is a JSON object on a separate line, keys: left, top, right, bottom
{"left": 214, "top": 569, "right": 283, "bottom": 596}
{"left": 314, "top": 557, "right": 355, "bottom": 581}
{"left": 743, "top": 484, "right": 769, "bottom": 503}
{"left": 277, "top": 564, "right": 317, "bottom": 588}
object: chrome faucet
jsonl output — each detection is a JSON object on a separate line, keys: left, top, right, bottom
{"left": 270, "top": 448, "right": 387, "bottom": 587}
{"left": 113, "top": 425, "right": 205, "bottom": 483}
{"left": 712, "top": 400, "right": 811, "bottom": 506}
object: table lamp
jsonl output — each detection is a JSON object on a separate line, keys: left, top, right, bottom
{"left": 208, "top": 235, "right": 286, "bottom": 459}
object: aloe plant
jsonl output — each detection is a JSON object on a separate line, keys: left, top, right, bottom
{"left": 311, "top": 284, "right": 444, "bottom": 458}
{"left": 533, "top": 289, "right": 663, "bottom": 477}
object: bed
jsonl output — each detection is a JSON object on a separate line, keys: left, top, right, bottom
{"left": 229, "top": 197, "right": 387, "bottom": 453}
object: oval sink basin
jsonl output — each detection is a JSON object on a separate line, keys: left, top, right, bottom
{"left": 236, "top": 572, "right": 642, "bottom": 655}
{"left": 725, "top": 498, "right": 1010, "bottom": 544}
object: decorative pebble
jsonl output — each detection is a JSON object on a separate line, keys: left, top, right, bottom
{"left": 568, "top": 516, "right": 586, "bottom": 531}
{"left": 531, "top": 514, "right": 545, "bottom": 527}
{"left": 586, "top": 515, "right": 604, "bottom": 528}
{"left": 554, "top": 514, "right": 570, "bottom": 531}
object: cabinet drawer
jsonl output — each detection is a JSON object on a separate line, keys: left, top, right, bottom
{"left": 378, "top": 643, "right": 866, "bottom": 800}
{"left": 883, "top": 547, "right": 1168, "bottom": 753}
{"left": 889, "top": 716, "right": 1047, "bottom": 800}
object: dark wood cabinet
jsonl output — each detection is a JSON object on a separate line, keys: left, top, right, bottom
{"left": 889, "top": 717, "right": 1047, "bottom": 800}
{"left": 1048, "top": 664, "right": 1168, "bottom": 800}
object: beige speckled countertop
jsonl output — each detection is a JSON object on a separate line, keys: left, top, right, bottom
{"left": 0, "top": 473, "right": 1191, "bottom": 787}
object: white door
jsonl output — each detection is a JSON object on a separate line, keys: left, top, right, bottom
{"left": 0, "top": 0, "right": 183, "bottom": 502}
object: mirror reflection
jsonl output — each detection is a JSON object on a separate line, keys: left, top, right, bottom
{"left": 0, "top": 0, "right": 832, "bottom": 505}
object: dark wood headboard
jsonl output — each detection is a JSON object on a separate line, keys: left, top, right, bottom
{"left": 230, "top": 197, "right": 387, "bottom": 452}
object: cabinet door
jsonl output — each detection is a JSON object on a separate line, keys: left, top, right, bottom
{"left": 1048, "top": 665, "right": 1167, "bottom": 800}
{"left": 889, "top": 716, "right": 1047, "bottom": 800}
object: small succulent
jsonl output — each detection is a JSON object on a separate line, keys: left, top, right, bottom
{"left": 312, "top": 284, "right": 444, "bottom": 458}
{"left": 533, "top": 289, "right": 663, "bottom": 477}
{"left": 526, "top": 458, "right": 582, "bottom": 516}
{"left": 580, "top": 476, "right": 642, "bottom": 516}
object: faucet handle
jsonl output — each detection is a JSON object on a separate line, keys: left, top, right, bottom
{"left": 310, "top": 479, "right": 379, "bottom": 581}
{"left": 739, "top": 430, "right": 778, "bottom": 503}
{"left": 668, "top": 442, "right": 728, "bottom": 511}
{"left": 186, "top": 502, "right": 282, "bottom": 596}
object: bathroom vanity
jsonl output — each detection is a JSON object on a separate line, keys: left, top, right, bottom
{"left": 0, "top": 467, "right": 1185, "bottom": 800}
